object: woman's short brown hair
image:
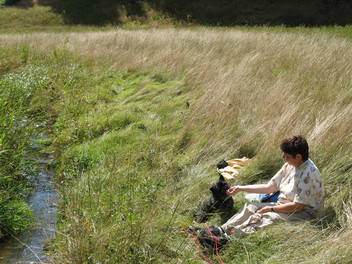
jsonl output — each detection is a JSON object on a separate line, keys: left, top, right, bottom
{"left": 280, "top": 135, "right": 309, "bottom": 161}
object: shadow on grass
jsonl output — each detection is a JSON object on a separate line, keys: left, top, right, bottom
{"left": 313, "top": 204, "right": 339, "bottom": 229}
{"left": 12, "top": 0, "right": 352, "bottom": 26}
{"left": 148, "top": 0, "right": 352, "bottom": 26}
{"left": 37, "top": 0, "right": 146, "bottom": 25}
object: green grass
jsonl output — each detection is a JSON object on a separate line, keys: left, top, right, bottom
{"left": 0, "top": 52, "right": 48, "bottom": 237}
{"left": 0, "top": 46, "right": 345, "bottom": 263}
{"left": 0, "top": 5, "right": 64, "bottom": 31}
{"left": 1, "top": 5, "right": 352, "bottom": 262}
{"left": 28, "top": 59, "right": 194, "bottom": 263}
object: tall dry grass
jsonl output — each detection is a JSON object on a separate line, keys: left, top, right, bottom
{"left": 1, "top": 28, "right": 352, "bottom": 262}
{"left": 1, "top": 29, "right": 351, "bottom": 158}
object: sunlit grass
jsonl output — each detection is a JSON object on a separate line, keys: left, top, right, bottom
{"left": 0, "top": 5, "right": 64, "bottom": 32}
{"left": 1, "top": 26, "right": 352, "bottom": 263}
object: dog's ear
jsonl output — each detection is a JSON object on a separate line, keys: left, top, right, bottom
{"left": 218, "top": 173, "right": 225, "bottom": 181}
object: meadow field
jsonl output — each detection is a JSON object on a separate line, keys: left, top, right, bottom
{"left": 1, "top": 8, "right": 352, "bottom": 263}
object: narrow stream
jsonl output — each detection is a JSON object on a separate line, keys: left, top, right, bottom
{"left": 0, "top": 147, "right": 58, "bottom": 264}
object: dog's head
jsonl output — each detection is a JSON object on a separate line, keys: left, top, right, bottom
{"left": 209, "top": 174, "right": 230, "bottom": 199}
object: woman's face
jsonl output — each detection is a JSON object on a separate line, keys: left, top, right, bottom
{"left": 282, "top": 152, "right": 303, "bottom": 168}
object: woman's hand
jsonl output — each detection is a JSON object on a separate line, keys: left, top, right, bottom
{"left": 255, "top": 206, "right": 273, "bottom": 214}
{"left": 226, "top": 186, "right": 240, "bottom": 196}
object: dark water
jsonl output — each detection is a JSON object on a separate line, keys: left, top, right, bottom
{"left": 0, "top": 152, "right": 58, "bottom": 264}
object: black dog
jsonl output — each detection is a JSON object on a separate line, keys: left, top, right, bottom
{"left": 195, "top": 174, "right": 234, "bottom": 222}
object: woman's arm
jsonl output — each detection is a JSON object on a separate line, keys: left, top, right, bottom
{"left": 256, "top": 202, "right": 305, "bottom": 214}
{"left": 226, "top": 183, "right": 278, "bottom": 196}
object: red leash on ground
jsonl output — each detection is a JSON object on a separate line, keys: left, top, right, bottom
{"left": 183, "top": 223, "right": 224, "bottom": 264}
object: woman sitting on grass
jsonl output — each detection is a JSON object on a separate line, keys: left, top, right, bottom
{"left": 191, "top": 135, "right": 325, "bottom": 250}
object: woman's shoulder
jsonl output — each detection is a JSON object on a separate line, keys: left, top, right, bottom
{"left": 306, "top": 159, "right": 321, "bottom": 173}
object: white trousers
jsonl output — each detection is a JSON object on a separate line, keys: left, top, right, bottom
{"left": 221, "top": 202, "right": 316, "bottom": 237}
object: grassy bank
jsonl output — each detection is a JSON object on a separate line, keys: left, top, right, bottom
{"left": 1, "top": 26, "right": 352, "bottom": 263}
{"left": 0, "top": 49, "right": 49, "bottom": 238}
